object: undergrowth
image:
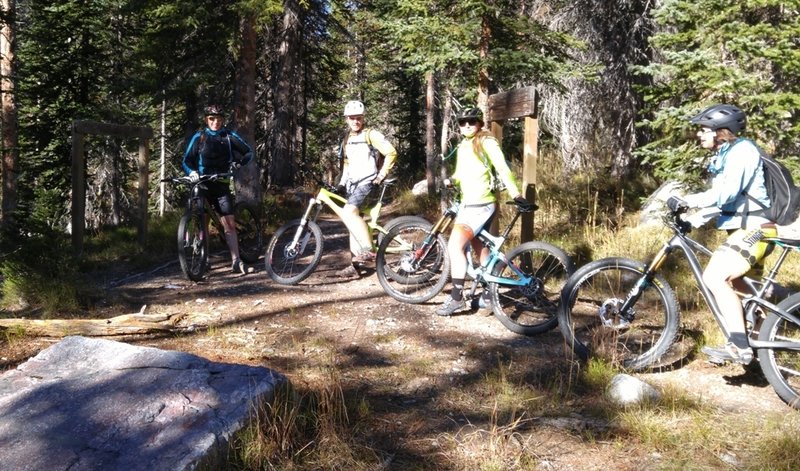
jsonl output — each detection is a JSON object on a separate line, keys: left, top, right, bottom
{"left": 4, "top": 152, "right": 800, "bottom": 469}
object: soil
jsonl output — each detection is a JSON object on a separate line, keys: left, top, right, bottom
{"left": 0, "top": 216, "right": 794, "bottom": 470}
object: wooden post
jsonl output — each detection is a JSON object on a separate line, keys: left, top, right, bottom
{"left": 138, "top": 139, "right": 150, "bottom": 248}
{"left": 489, "top": 121, "right": 504, "bottom": 234}
{"left": 71, "top": 120, "right": 153, "bottom": 254}
{"left": 521, "top": 115, "right": 538, "bottom": 243}
{"left": 486, "top": 87, "right": 538, "bottom": 243}
{"left": 71, "top": 128, "right": 86, "bottom": 254}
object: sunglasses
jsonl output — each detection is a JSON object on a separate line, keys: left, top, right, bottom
{"left": 458, "top": 118, "right": 480, "bottom": 127}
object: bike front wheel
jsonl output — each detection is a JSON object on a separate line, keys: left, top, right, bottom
{"left": 558, "top": 257, "right": 680, "bottom": 371}
{"left": 757, "top": 292, "right": 800, "bottom": 409}
{"left": 376, "top": 220, "right": 450, "bottom": 304}
{"left": 235, "top": 202, "right": 263, "bottom": 264}
{"left": 265, "top": 219, "right": 324, "bottom": 285}
{"left": 489, "top": 241, "right": 575, "bottom": 336}
{"left": 376, "top": 215, "right": 430, "bottom": 248}
{"left": 177, "top": 211, "right": 209, "bottom": 281}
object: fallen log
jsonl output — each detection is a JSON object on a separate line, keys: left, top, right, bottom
{"left": 0, "top": 306, "right": 194, "bottom": 337}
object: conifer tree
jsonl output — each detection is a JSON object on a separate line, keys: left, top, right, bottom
{"left": 634, "top": 0, "right": 800, "bottom": 181}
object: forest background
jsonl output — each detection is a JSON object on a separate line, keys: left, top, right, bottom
{"left": 0, "top": 0, "right": 799, "bottom": 296}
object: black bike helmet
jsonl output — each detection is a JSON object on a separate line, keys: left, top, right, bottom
{"left": 204, "top": 104, "right": 225, "bottom": 117}
{"left": 689, "top": 104, "right": 746, "bottom": 134}
{"left": 457, "top": 107, "right": 484, "bottom": 125}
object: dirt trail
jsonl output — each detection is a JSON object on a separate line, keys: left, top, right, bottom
{"left": 2, "top": 215, "right": 792, "bottom": 469}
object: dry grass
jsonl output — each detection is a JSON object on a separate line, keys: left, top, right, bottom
{"left": 219, "top": 153, "right": 800, "bottom": 470}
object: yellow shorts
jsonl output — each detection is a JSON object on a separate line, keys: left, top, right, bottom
{"left": 717, "top": 226, "right": 778, "bottom": 275}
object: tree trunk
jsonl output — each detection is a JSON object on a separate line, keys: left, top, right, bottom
{"left": 269, "top": 0, "right": 302, "bottom": 187}
{"left": 1, "top": 0, "right": 18, "bottom": 226}
{"left": 477, "top": 15, "right": 491, "bottom": 111}
{"left": 425, "top": 71, "right": 436, "bottom": 194}
{"left": 159, "top": 92, "right": 166, "bottom": 216}
{"left": 440, "top": 85, "right": 453, "bottom": 207}
{"left": 234, "top": 13, "right": 260, "bottom": 205}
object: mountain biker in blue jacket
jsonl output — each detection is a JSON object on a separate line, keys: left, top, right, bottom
{"left": 667, "top": 104, "right": 774, "bottom": 365}
{"left": 182, "top": 104, "right": 254, "bottom": 275}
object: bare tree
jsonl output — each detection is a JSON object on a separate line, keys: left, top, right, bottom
{"left": 1, "top": 0, "right": 17, "bottom": 226}
{"left": 269, "top": 0, "right": 302, "bottom": 187}
{"left": 477, "top": 15, "right": 491, "bottom": 111}
{"left": 539, "top": 0, "right": 654, "bottom": 177}
{"left": 425, "top": 71, "right": 436, "bottom": 193}
{"left": 233, "top": 13, "right": 260, "bottom": 204}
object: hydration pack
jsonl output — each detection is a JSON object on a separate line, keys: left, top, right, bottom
{"left": 747, "top": 153, "right": 800, "bottom": 226}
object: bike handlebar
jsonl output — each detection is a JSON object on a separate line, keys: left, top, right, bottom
{"left": 664, "top": 206, "right": 693, "bottom": 236}
{"left": 161, "top": 172, "right": 232, "bottom": 185}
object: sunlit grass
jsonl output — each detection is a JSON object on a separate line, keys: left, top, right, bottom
{"left": 229, "top": 353, "right": 384, "bottom": 471}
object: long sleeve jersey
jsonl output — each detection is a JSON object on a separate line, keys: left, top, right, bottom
{"left": 451, "top": 135, "right": 520, "bottom": 205}
{"left": 338, "top": 128, "right": 397, "bottom": 186}
{"left": 684, "top": 138, "right": 770, "bottom": 230}
{"left": 182, "top": 127, "right": 253, "bottom": 176}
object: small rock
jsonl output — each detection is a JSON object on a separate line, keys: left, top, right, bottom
{"left": 607, "top": 373, "right": 661, "bottom": 405}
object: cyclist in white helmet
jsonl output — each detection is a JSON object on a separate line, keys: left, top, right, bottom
{"left": 334, "top": 100, "right": 398, "bottom": 279}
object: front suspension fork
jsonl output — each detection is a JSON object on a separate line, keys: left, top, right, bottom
{"left": 290, "top": 200, "right": 321, "bottom": 249}
{"left": 618, "top": 245, "right": 671, "bottom": 323}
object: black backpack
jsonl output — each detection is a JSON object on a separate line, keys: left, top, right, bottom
{"left": 747, "top": 152, "right": 800, "bottom": 225}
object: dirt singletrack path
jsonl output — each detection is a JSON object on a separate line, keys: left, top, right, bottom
{"left": 2, "top": 214, "right": 792, "bottom": 469}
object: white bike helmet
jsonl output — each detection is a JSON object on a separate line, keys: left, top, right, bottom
{"left": 343, "top": 100, "right": 365, "bottom": 116}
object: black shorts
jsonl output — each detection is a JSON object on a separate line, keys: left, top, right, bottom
{"left": 200, "top": 180, "right": 234, "bottom": 216}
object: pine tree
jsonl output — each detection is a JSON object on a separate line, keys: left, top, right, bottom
{"left": 634, "top": 0, "right": 800, "bottom": 181}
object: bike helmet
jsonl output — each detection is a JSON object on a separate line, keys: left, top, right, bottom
{"left": 204, "top": 104, "right": 225, "bottom": 117}
{"left": 343, "top": 100, "right": 365, "bottom": 116}
{"left": 457, "top": 107, "right": 484, "bottom": 125}
{"left": 689, "top": 104, "right": 746, "bottom": 134}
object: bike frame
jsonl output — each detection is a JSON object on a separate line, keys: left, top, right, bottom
{"left": 622, "top": 212, "right": 800, "bottom": 351}
{"left": 288, "top": 182, "right": 394, "bottom": 252}
{"left": 186, "top": 173, "right": 233, "bottom": 236}
{"left": 466, "top": 210, "right": 531, "bottom": 288}
{"left": 413, "top": 198, "right": 533, "bottom": 298}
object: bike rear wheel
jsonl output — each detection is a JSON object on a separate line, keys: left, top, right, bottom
{"left": 265, "top": 219, "right": 324, "bottom": 285}
{"left": 489, "top": 241, "right": 574, "bottom": 336}
{"left": 558, "top": 257, "right": 680, "bottom": 371}
{"left": 757, "top": 292, "right": 800, "bottom": 409}
{"left": 235, "top": 202, "right": 263, "bottom": 264}
{"left": 376, "top": 220, "right": 450, "bottom": 304}
{"left": 177, "top": 211, "right": 209, "bottom": 281}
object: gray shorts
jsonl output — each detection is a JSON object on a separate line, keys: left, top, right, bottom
{"left": 346, "top": 181, "right": 375, "bottom": 208}
{"left": 453, "top": 203, "right": 496, "bottom": 235}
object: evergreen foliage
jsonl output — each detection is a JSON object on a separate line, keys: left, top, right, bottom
{"left": 634, "top": 0, "right": 800, "bottom": 182}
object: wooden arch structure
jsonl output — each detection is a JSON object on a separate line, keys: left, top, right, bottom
{"left": 71, "top": 120, "right": 154, "bottom": 254}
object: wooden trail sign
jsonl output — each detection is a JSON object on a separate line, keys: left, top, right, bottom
{"left": 487, "top": 86, "right": 538, "bottom": 243}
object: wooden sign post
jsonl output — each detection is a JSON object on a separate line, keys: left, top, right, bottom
{"left": 486, "top": 86, "right": 538, "bottom": 243}
{"left": 71, "top": 120, "right": 153, "bottom": 254}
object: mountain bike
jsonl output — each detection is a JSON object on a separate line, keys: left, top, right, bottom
{"left": 264, "top": 178, "right": 428, "bottom": 285}
{"left": 557, "top": 205, "right": 800, "bottom": 409}
{"left": 162, "top": 171, "right": 263, "bottom": 281}
{"left": 375, "top": 192, "right": 575, "bottom": 335}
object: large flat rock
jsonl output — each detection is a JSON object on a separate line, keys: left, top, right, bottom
{"left": 0, "top": 336, "right": 287, "bottom": 471}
